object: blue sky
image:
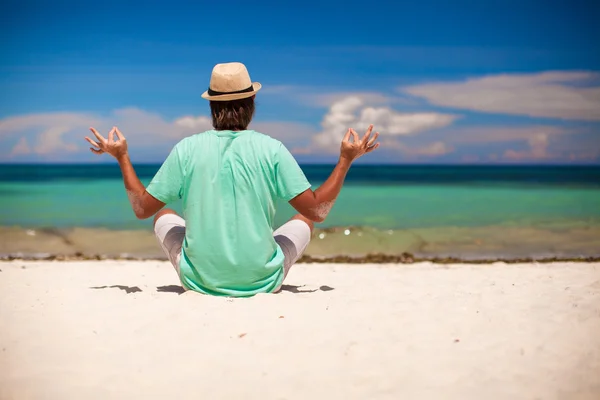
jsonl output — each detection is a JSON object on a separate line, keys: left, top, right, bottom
{"left": 1, "top": 0, "right": 599, "bottom": 164}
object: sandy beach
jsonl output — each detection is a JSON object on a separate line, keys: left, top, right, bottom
{"left": 1, "top": 260, "right": 599, "bottom": 400}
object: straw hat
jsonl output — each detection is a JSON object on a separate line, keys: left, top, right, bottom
{"left": 201, "top": 62, "right": 262, "bottom": 101}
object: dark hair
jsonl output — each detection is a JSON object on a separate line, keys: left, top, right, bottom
{"left": 209, "top": 96, "right": 255, "bottom": 131}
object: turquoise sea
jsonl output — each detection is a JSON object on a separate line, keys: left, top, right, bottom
{"left": 1, "top": 164, "right": 600, "bottom": 259}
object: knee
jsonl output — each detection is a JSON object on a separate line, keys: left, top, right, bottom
{"left": 153, "top": 208, "right": 178, "bottom": 226}
{"left": 291, "top": 214, "right": 315, "bottom": 236}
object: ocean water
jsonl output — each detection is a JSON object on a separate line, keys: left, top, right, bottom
{"left": 1, "top": 164, "right": 600, "bottom": 230}
{"left": 1, "top": 164, "right": 600, "bottom": 259}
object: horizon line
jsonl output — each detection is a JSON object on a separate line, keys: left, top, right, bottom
{"left": 1, "top": 162, "right": 599, "bottom": 167}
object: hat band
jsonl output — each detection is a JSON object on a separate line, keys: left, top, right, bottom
{"left": 207, "top": 85, "right": 254, "bottom": 96}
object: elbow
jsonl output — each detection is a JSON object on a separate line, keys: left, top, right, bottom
{"left": 307, "top": 200, "right": 333, "bottom": 223}
{"left": 303, "top": 211, "right": 325, "bottom": 223}
{"left": 297, "top": 211, "right": 324, "bottom": 223}
{"left": 132, "top": 199, "right": 156, "bottom": 220}
{"left": 312, "top": 214, "right": 325, "bottom": 223}
{"left": 134, "top": 210, "right": 152, "bottom": 220}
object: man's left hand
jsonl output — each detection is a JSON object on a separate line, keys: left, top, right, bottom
{"left": 85, "top": 126, "right": 128, "bottom": 160}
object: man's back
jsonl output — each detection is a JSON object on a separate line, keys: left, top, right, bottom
{"left": 146, "top": 129, "right": 310, "bottom": 296}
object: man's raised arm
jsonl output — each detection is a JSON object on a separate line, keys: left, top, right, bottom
{"left": 289, "top": 125, "right": 379, "bottom": 223}
{"left": 85, "top": 127, "right": 165, "bottom": 220}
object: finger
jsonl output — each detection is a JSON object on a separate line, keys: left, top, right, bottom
{"left": 350, "top": 128, "right": 359, "bottom": 143}
{"left": 343, "top": 128, "right": 351, "bottom": 142}
{"left": 108, "top": 127, "right": 115, "bottom": 143}
{"left": 367, "top": 132, "right": 379, "bottom": 147}
{"left": 362, "top": 124, "right": 374, "bottom": 145}
{"left": 84, "top": 136, "right": 101, "bottom": 148}
{"left": 90, "top": 147, "right": 105, "bottom": 155}
{"left": 114, "top": 127, "right": 125, "bottom": 141}
{"left": 90, "top": 127, "right": 106, "bottom": 143}
{"left": 366, "top": 143, "right": 380, "bottom": 153}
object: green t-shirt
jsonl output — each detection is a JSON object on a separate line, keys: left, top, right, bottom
{"left": 146, "top": 130, "right": 311, "bottom": 297}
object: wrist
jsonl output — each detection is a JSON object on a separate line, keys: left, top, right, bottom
{"left": 116, "top": 152, "right": 130, "bottom": 164}
{"left": 338, "top": 156, "right": 352, "bottom": 168}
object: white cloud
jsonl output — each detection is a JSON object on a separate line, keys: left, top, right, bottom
{"left": 0, "top": 108, "right": 316, "bottom": 161}
{"left": 310, "top": 96, "right": 459, "bottom": 153}
{"left": 444, "top": 125, "right": 569, "bottom": 144}
{"left": 0, "top": 112, "right": 100, "bottom": 133}
{"left": 380, "top": 139, "right": 453, "bottom": 157}
{"left": 427, "top": 125, "right": 598, "bottom": 162}
{"left": 503, "top": 133, "right": 551, "bottom": 160}
{"left": 172, "top": 115, "right": 213, "bottom": 132}
{"left": 10, "top": 138, "right": 32, "bottom": 155}
{"left": 33, "top": 126, "right": 79, "bottom": 154}
{"left": 110, "top": 108, "right": 212, "bottom": 141}
{"left": 408, "top": 141, "right": 452, "bottom": 156}
{"left": 567, "top": 152, "right": 600, "bottom": 161}
{"left": 550, "top": 130, "right": 600, "bottom": 160}
{"left": 2, "top": 87, "right": 595, "bottom": 163}
{"left": 0, "top": 109, "right": 205, "bottom": 160}
{"left": 174, "top": 115, "right": 315, "bottom": 142}
{"left": 0, "top": 109, "right": 214, "bottom": 155}
{"left": 484, "top": 126, "right": 600, "bottom": 161}
{"left": 0, "top": 112, "right": 101, "bottom": 159}
{"left": 401, "top": 71, "right": 600, "bottom": 120}
{"left": 527, "top": 133, "right": 550, "bottom": 158}
{"left": 433, "top": 125, "right": 574, "bottom": 162}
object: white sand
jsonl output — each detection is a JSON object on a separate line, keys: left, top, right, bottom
{"left": 1, "top": 261, "right": 599, "bottom": 400}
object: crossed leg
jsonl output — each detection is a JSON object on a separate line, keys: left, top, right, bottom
{"left": 153, "top": 209, "right": 185, "bottom": 277}
{"left": 273, "top": 214, "right": 313, "bottom": 289}
{"left": 153, "top": 209, "right": 314, "bottom": 292}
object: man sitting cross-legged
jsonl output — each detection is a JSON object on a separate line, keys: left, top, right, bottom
{"left": 84, "top": 62, "right": 380, "bottom": 296}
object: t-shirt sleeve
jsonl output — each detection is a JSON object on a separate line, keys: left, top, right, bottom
{"left": 275, "top": 143, "right": 311, "bottom": 201}
{"left": 146, "top": 143, "right": 185, "bottom": 204}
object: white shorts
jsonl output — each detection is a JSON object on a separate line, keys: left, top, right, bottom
{"left": 154, "top": 213, "right": 312, "bottom": 288}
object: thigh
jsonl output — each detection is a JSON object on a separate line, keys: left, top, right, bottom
{"left": 154, "top": 213, "right": 186, "bottom": 274}
{"left": 273, "top": 219, "right": 312, "bottom": 278}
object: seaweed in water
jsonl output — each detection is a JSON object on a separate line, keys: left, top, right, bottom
{"left": 3, "top": 252, "right": 600, "bottom": 264}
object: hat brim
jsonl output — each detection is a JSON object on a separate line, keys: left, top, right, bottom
{"left": 201, "top": 82, "right": 261, "bottom": 101}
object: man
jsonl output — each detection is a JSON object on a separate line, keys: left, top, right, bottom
{"left": 84, "top": 62, "right": 379, "bottom": 297}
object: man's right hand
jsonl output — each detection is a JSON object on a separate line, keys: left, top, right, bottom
{"left": 288, "top": 124, "right": 380, "bottom": 223}
{"left": 340, "top": 124, "right": 380, "bottom": 163}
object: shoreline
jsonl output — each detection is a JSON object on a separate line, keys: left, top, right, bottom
{"left": 3, "top": 252, "right": 600, "bottom": 264}
{"left": 2, "top": 223, "right": 600, "bottom": 262}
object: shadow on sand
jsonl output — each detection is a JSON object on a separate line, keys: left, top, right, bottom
{"left": 89, "top": 284, "right": 335, "bottom": 295}
{"left": 89, "top": 285, "right": 142, "bottom": 294}
{"left": 280, "top": 284, "right": 335, "bottom": 293}
{"left": 154, "top": 284, "right": 335, "bottom": 295}
{"left": 157, "top": 285, "right": 186, "bottom": 294}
